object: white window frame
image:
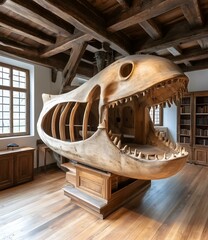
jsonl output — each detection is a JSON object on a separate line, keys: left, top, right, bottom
{"left": 0, "top": 62, "right": 30, "bottom": 138}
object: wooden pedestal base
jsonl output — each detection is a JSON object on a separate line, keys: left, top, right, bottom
{"left": 62, "top": 162, "right": 151, "bottom": 219}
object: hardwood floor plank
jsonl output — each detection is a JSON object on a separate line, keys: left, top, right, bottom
{"left": 0, "top": 165, "right": 208, "bottom": 240}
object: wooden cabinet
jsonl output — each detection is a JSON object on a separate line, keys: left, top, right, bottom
{"left": 194, "top": 147, "right": 208, "bottom": 165}
{"left": 178, "top": 91, "right": 208, "bottom": 165}
{"left": 0, "top": 147, "right": 34, "bottom": 190}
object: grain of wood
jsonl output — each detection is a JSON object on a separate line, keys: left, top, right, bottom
{"left": 0, "top": 164, "right": 208, "bottom": 240}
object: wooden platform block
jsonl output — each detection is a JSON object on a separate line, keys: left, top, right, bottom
{"left": 63, "top": 162, "right": 151, "bottom": 219}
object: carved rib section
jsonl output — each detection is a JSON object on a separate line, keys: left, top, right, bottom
{"left": 41, "top": 100, "right": 99, "bottom": 142}
{"left": 69, "top": 102, "right": 80, "bottom": 142}
{"left": 51, "top": 103, "right": 65, "bottom": 139}
{"left": 59, "top": 102, "right": 72, "bottom": 140}
{"left": 82, "top": 101, "right": 92, "bottom": 140}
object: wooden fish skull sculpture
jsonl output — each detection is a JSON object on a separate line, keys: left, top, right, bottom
{"left": 37, "top": 55, "right": 189, "bottom": 180}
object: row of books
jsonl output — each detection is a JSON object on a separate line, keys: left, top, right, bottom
{"left": 180, "top": 136, "right": 190, "bottom": 143}
{"left": 196, "top": 128, "right": 208, "bottom": 136}
{"left": 180, "top": 119, "right": 191, "bottom": 125}
{"left": 196, "top": 105, "right": 208, "bottom": 113}
{"left": 180, "top": 128, "right": 190, "bottom": 135}
{"left": 180, "top": 106, "right": 190, "bottom": 113}
{"left": 181, "top": 98, "right": 190, "bottom": 105}
{"left": 196, "top": 117, "right": 208, "bottom": 125}
{"left": 195, "top": 138, "right": 208, "bottom": 146}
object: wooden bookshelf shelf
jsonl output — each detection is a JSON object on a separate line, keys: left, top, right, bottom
{"left": 178, "top": 91, "right": 208, "bottom": 166}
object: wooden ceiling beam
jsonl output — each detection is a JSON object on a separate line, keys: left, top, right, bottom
{"left": 41, "top": 32, "right": 93, "bottom": 57}
{"left": 183, "top": 61, "right": 192, "bottom": 67}
{"left": 135, "top": 21, "right": 208, "bottom": 54}
{"left": 0, "top": 37, "right": 38, "bottom": 54}
{"left": 0, "top": 13, "right": 55, "bottom": 46}
{"left": 181, "top": 0, "right": 203, "bottom": 27}
{"left": 0, "top": 46, "right": 67, "bottom": 70}
{"left": 32, "top": 0, "right": 131, "bottom": 56}
{"left": 139, "top": 20, "right": 162, "bottom": 40}
{"left": 198, "top": 38, "right": 208, "bottom": 49}
{"left": 1, "top": 0, "right": 73, "bottom": 36}
{"left": 0, "top": 45, "right": 94, "bottom": 78}
{"left": 62, "top": 42, "right": 88, "bottom": 91}
{"left": 116, "top": 0, "right": 130, "bottom": 9}
{"left": 167, "top": 46, "right": 182, "bottom": 56}
{"left": 107, "top": 0, "right": 188, "bottom": 32}
{"left": 181, "top": 59, "right": 208, "bottom": 72}
{"left": 168, "top": 48, "right": 208, "bottom": 64}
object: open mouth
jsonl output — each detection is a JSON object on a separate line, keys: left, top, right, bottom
{"left": 104, "top": 76, "right": 188, "bottom": 162}
{"left": 41, "top": 76, "right": 188, "bottom": 163}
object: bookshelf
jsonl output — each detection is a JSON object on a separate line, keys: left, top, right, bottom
{"left": 177, "top": 94, "right": 193, "bottom": 161}
{"left": 178, "top": 91, "right": 208, "bottom": 165}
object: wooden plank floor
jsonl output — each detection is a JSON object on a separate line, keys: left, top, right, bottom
{"left": 0, "top": 164, "right": 208, "bottom": 240}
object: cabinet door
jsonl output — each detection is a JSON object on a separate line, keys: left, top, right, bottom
{"left": 14, "top": 151, "right": 34, "bottom": 184}
{"left": 194, "top": 148, "right": 207, "bottom": 165}
{"left": 0, "top": 155, "right": 14, "bottom": 190}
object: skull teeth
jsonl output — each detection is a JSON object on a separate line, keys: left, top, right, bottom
{"left": 107, "top": 77, "right": 186, "bottom": 109}
{"left": 108, "top": 130, "right": 187, "bottom": 161}
{"left": 106, "top": 77, "right": 187, "bottom": 160}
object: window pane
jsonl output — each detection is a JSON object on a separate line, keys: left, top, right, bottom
{"left": 20, "top": 126, "right": 26, "bottom": 132}
{"left": 13, "top": 80, "right": 20, "bottom": 88}
{"left": 12, "top": 90, "right": 27, "bottom": 134}
{"left": 3, "top": 127, "right": 10, "bottom": 133}
{"left": 20, "top": 105, "right": 26, "bottom": 112}
{"left": 0, "top": 90, "right": 10, "bottom": 134}
{"left": 3, "top": 97, "right": 10, "bottom": 104}
{"left": 3, "top": 112, "right": 9, "bottom": 119}
{"left": 12, "top": 69, "right": 26, "bottom": 89}
{"left": 20, "top": 82, "right": 26, "bottom": 88}
{"left": 13, "top": 105, "right": 20, "bottom": 112}
{"left": 13, "top": 91, "right": 19, "bottom": 97}
{"left": 149, "top": 105, "right": 162, "bottom": 125}
{"left": 13, "top": 126, "right": 20, "bottom": 133}
{"left": 0, "top": 66, "right": 10, "bottom": 87}
{"left": 20, "top": 92, "right": 26, "bottom": 98}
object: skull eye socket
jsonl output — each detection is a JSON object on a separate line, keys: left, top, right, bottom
{"left": 119, "top": 62, "right": 134, "bottom": 80}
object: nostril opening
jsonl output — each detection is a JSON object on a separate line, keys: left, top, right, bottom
{"left": 119, "top": 62, "right": 134, "bottom": 80}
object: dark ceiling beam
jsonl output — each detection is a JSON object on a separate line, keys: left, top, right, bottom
{"left": 198, "top": 38, "right": 208, "bottom": 49}
{"left": 107, "top": 0, "right": 189, "bottom": 32}
{"left": 0, "top": 45, "right": 94, "bottom": 78}
{"left": 0, "top": 0, "right": 74, "bottom": 36}
{"left": 116, "top": 0, "right": 130, "bottom": 9}
{"left": 62, "top": 42, "right": 88, "bottom": 91}
{"left": 0, "top": 46, "right": 66, "bottom": 70}
{"left": 0, "top": 13, "right": 55, "bottom": 46}
{"left": 183, "top": 61, "right": 192, "bottom": 67}
{"left": 139, "top": 19, "right": 162, "bottom": 40}
{"left": 168, "top": 48, "right": 208, "bottom": 64}
{"left": 135, "top": 21, "right": 208, "bottom": 54}
{"left": 181, "top": 59, "right": 208, "bottom": 72}
{"left": 167, "top": 46, "right": 182, "bottom": 56}
{"left": 41, "top": 32, "right": 93, "bottom": 57}
{"left": 32, "top": 0, "right": 132, "bottom": 56}
{"left": 0, "top": 37, "right": 38, "bottom": 53}
{"left": 181, "top": 0, "right": 203, "bottom": 27}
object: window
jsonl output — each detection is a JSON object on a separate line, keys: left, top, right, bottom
{"left": 149, "top": 105, "right": 163, "bottom": 126}
{"left": 0, "top": 63, "right": 30, "bottom": 137}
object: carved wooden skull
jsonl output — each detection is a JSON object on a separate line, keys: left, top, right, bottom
{"left": 37, "top": 55, "right": 189, "bottom": 180}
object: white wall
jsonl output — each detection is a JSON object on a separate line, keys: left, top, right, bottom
{"left": 0, "top": 55, "right": 62, "bottom": 167}
{"left": 164, "top": 69, "right": 208, "bottom": 142}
